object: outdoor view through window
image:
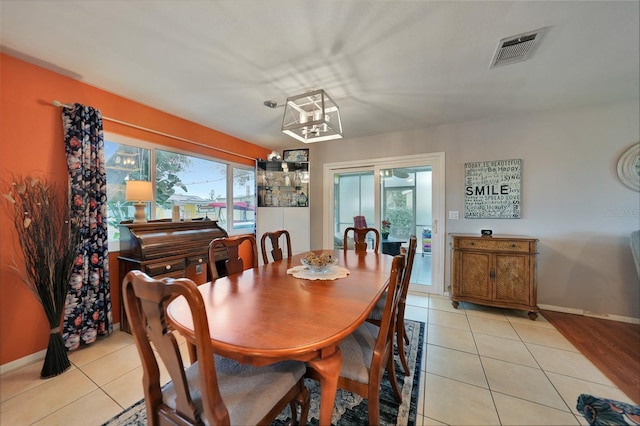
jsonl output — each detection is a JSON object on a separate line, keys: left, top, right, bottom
{"left": 104, "top": 138, "right": 255, "bottom": 243}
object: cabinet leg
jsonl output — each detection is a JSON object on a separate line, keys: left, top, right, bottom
{"left": 528, "top": 311, "right": 538, "bottom": 321}
{"left": 452, "top": 300, "right": 459, "bottom": 309}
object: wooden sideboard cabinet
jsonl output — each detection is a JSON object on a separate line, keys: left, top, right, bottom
{"left": 450, "top": 234, "right": 539, "bottom": 320}
{"left": 118, "top": 219, "right": 228, "bottom": 333}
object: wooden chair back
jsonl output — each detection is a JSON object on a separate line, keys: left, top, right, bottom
{"left": 343, "top": 226, "right": 380, "bottom": 253}
{"left": 331, "top": 254, "right": 406, "bottom": 424}
{"left": 260, "top": 230, "right": 292, "bottom": 264}
{"left": 123, "top": 270, "right": 310, "bottom": 425}
{"left": 396, "top": 235, "right": 418, "bottom": 373}
{"left": 122, "top": 270, "right": 227, "bottom": 425}
{"left": 208, "top": 235, "right": 258, "bottom": 278}
{"left": 375, "top": 254, "right": 407, "bottom": 369}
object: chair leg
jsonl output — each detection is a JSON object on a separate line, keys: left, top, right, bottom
{"left": 368, "top": 381, "right": 382, "bottom": 426}
{"left": 386, "top": 351, "right": 402, "bottom": 403}
{"left": 286, "top": 402, "right": 295, "bottom": 426}
{"left": 289, "top": 379, "right": 311, "bottom": 426}
{"left": 397, "top": 319, "right": 410, "bottom": 375}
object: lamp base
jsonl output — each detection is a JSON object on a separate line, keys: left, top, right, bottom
{"left": 132, "top": 202, "right": 147, "bottom": 223}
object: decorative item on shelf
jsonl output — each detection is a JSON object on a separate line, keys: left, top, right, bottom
{"left": 381, "top": 219, "right": 391, "bottom": 240}
{"left": 267, "top": 151, "right": 282, "bottom": 161}
{"left": 283, "top": 148, "right": 310, "bottom": 162}
{"left": 293, "top": 171, "right": 302, "bottom": 187}
{"left": 125, "top": 180, "right": 153, "bottom": 223}
{"left": 282, "top": 172, "right": 291, "bottom": 187}
{"left": 481, "top": 229, "right": 493, "bottom": 236}
{"left": 264, "top": 187, "right": 274, "bottom": 207}
{"left": 281, "top": 89, "right": 342, "bottom": 143}
{"left": 1, "top": 175, "right": 81, "bottom": 378}
{"left": 297, "top": 191, "right": 308, "bottom": 207}
{"left": 171, "top": 205, "right": 180, "bottom": 222}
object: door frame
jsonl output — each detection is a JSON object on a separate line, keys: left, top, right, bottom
{"left": 322, "top": 152, "right": 446, "bottom": 295}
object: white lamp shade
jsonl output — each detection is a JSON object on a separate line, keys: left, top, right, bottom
{"left": 125, "top": 180, "right": 153, "bottom": 202}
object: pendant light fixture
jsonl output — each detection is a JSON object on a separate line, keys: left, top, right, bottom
{"left": 281, "top": 89, "right": 342, "bottom": 143}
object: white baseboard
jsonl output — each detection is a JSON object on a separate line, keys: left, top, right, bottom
{"left": 0, "top": 349, "right": 46, "bottom": 375}
{"left": 1, "top": 322, "right": 121, "bottom": 376}
{"left": 539, "top": 304, "right": 640, "bottom": 325}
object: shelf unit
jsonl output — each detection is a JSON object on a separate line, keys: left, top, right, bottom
{"left": 256, "top": 160, "right": 310, "bottom": 263}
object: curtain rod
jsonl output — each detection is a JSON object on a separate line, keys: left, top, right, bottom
{"left": 52, "top": 100, "right": 257, "bottom": 161}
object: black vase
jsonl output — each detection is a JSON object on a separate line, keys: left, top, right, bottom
{"left": 41, "top": 331, "right": 71, "bottom": 379}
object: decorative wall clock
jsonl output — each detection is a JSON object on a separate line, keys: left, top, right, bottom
{"left": 617, "top": 143, "right": 640, "bottom": 191}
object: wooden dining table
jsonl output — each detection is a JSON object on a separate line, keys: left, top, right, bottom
{"left": 166, "top": 248, "right": 394, "bottom": 426}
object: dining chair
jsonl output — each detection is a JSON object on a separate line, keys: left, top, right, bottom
{"left": 260, "top": 229, "right": 292, "bottom": 264}
{"left": 367, "top": 235, "right": 418, "bottom": 375}
{"left": 307, "top": 254, "right": 406, "bottom": 425}
{"left": 343, "top": 226, "right": 380, "bottom": 253}
{"left": 208, "top": 235, "right": 259, "bottom": 278}
{"left": 122, "top": 270, "right": 310, "bottom": 426}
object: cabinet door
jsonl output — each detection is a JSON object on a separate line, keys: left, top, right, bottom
{"left": 257, "top": 207, "right": 310, "bottom": 262}
{"left": 284, "top": 207, "right": 310, "bottom": 255}
{"left": 457, "top": 251, "right": 492, "bottom": 300}
{"left": 493, "top": 253, "right": 530, "bottom": 305}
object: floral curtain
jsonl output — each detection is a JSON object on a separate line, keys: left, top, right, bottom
{"left": 62, "top": 104, "right": 112, "bottom": 350}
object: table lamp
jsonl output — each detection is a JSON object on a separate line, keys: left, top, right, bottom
{"left": 125, "top": 180, "right": 153, "bottom": 223}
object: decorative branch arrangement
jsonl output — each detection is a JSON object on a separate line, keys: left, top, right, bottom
{"left": 2, "top": 175, "right": 80, "bottom": 378}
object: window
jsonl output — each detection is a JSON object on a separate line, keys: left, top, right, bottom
{"left": 104, "top": 139, "right": 151, "bottom": 242}
{"left": 104, "top": 134, "right": 256, "bottom": 249}
{"left": 155, "top": 149, "right": 227, "bottom": 223}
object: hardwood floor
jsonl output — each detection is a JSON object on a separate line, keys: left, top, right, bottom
{"left": 542, "top": 310, "right": 640, "bottom": 405}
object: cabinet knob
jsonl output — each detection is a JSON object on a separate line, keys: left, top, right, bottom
{"left": 511, "top": 244, "right": 517, "bottom": 248}
{"left": 165, "top": 265, "right": 171, "bottom": 270}
{"left": 198, "top": 258, "right": 203, "bottom": 263}
{"left": 470, "top": 242, "right": 475, "bottom": 246}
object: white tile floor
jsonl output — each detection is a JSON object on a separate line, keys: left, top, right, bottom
{"left": 1, "top": 293, "right": 636, "bottom": 425}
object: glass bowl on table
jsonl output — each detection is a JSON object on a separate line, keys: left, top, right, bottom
{"left": 301, "top": 252, "right": 337, "bottom": 273}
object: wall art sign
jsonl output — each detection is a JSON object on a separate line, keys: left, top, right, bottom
{"left": 464, "top": 158, "right": 522, "bottom": 219}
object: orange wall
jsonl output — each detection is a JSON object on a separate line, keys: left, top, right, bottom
{"left": 0, "top": 54, "right": 271, "bottom": 366}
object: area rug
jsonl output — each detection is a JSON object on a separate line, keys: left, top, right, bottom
{"left": 103, "top": 320, "right": 424, "bottom": 426}
{"left": 576, "top": 393, "right": 640, "bottom": 425}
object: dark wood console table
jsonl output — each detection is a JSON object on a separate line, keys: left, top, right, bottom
{"left": 118, "top": 219, "right": 228, "bottom": 333}
{"left": 381, "top": 238, "right": 406, "bottom": 255}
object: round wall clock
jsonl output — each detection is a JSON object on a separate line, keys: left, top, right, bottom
{"left": 617, "top": 143, "right": 640, "bottom": 191}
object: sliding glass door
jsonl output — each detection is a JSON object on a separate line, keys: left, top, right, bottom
{"left": 324, "top": 153, "right": 445, "bottom": 295}
{"left": 380, "top": 166, "right": 433, "bottom": 288}
{"left": 332, "top": 170, "right": 375, "bottom": 249}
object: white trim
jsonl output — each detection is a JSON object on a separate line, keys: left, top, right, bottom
{"left": 0, "top": 323, "right": 121, "bottom": 375}
{"left": 539, "top": 304, "right": 640, "bottom": 325}
{"left": 0, "top": 349, "right": 46, "bottom": 375}
{"left": 323, "top": 152, "right": 446, "bottom": 295}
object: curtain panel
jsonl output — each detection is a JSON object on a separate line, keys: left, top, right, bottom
{"left": 62, "top": 104, "right": 112, "bottom": 350}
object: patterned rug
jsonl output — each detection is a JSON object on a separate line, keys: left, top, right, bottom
{"left": 103, "top": 320, "right": 424, "bottom": 426}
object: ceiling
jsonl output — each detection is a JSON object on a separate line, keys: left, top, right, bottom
{"left": 1, "top": 1, "right": 638, "bottom": 152}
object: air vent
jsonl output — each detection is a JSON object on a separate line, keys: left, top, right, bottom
{"left": 490, "top": 27, "right": 548, "bottom": 68}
